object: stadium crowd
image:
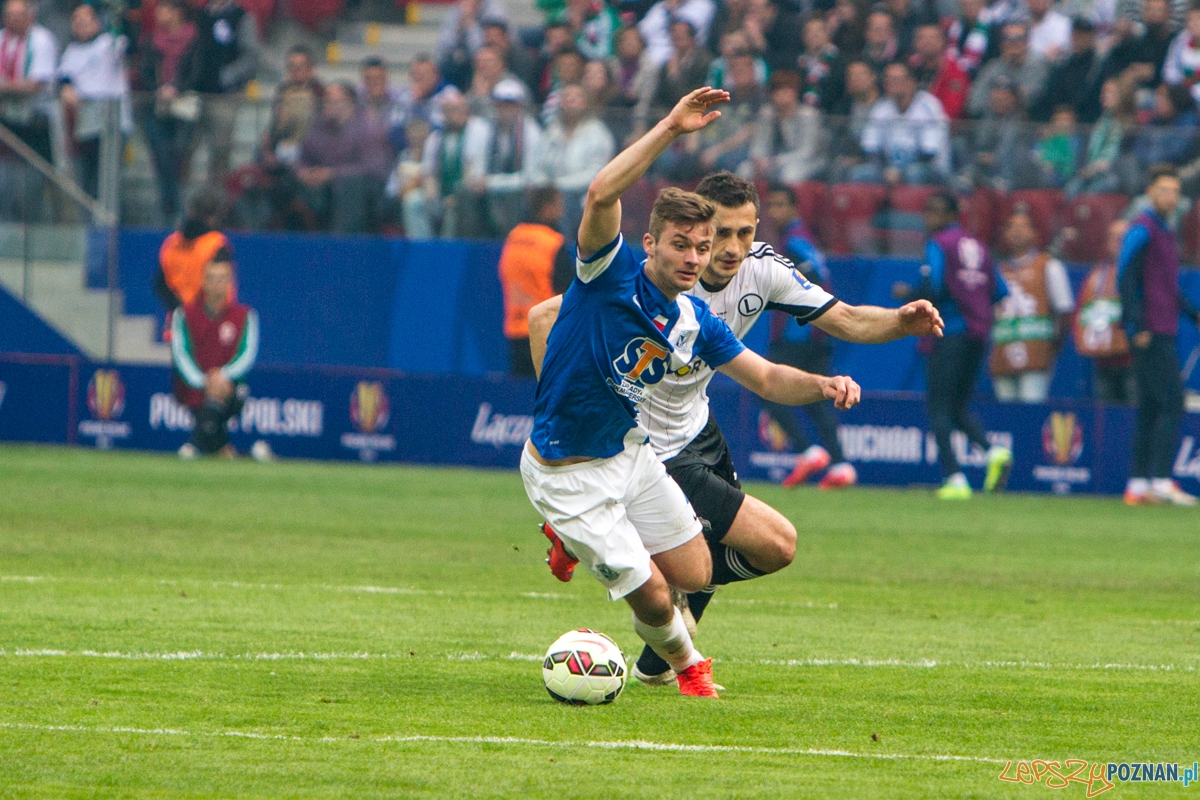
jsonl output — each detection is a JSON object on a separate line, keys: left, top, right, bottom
{"left": 7, "top": 0, "right": 1200, "bottom": 237}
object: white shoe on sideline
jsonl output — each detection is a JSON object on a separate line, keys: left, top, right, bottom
{"left": 178, "top": 442, "right": 198, "bottom": 460}
{"left": 1150, "top": 481, "right": 1198, "bottom": 506}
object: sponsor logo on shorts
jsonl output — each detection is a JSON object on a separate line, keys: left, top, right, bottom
{"left": 80, "top": 369, "right": 131, "bottom": 446}
{"left": 595, "top": 564, "right": 620, "bottom": 581}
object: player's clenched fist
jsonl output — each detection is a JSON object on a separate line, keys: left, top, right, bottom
{"left": 664, "top": 87, "right": 730, "bottom": 135}
{"left": 898, "top": 299, "right": 944, "bottom": 337}
{"left": 821, "top": 375, "right": 861, "bottom": 410}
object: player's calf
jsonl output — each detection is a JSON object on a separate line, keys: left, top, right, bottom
{"left": 718, "top": 496, "right": 796, "bottom": 576}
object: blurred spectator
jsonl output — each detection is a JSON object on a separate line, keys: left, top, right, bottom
{"left": 386, "top": 117, "right": 433, "bottom": 239}
{"left": 421, "top": 89, "right": 488, "bottom": 237}
{"left": 437, "top": 0, "right": 510, "bottom": 89}
{"left": 259, "top": 46, "right": 322, "bottom": 170}
{"left": 360, "top": 57, "right": 397, "bottom": 129}
{"left": 635, "top": 19, "right": 711, "bottom": 133}
{"left": 539, "top": 82, "right": 614, "bottom": 237}
{"left": 140, "top": 0, "right": 197, "bottom": 223}
{"left": 609, "top": 25, "right": 655, "bottom": 113}
{"left": 968, "top": 22, "right": 1049, "bottom": 117}
{"left": 389, "top": 55, "right": 455, "bottom": 149}
{"left": 962, "top": 77, "right": 1035, "bottom": 190}
{"left": 1026, "top": 0, "right": 1072, "bottom": 62}
{"left": 638, "top": 0, "right": 716, "bottom": 65}
{"left": 1032, "top": 18, "right": 1103, "bottom": 122}
{"left": 297, "top": 82, "right": 391, "bottom": 234}
{"left": 1133, "top": 83, "right": 1199, "bottom": 176}
{"left": 854, "top": 61, "right": 950, "bottom": 185}
{"left": 797, "top": 15, "right": 846, "bottom": 113}
{"left": 883, "top": 0, "right": 923, "bottom": 56}
{"left": 56, "top": 3, "right": 130, "bottom": 200}
{"left": 947, "top": 0, "right": 994, "bottom": 76}
{"left": 909, "top": 22, "right": 970, "bottom": 120}
{"left": 476, "top": 78, "right": 542, "bottom": 237}
{"left": 190, "top": 0, "right": 260, "bottom": 185}
{"left": 1033, "top": 106, "right": 1081, "bottom": 188}
{"left": 828, "top": 59, "right": 878, "bottom": 177}
{"left": 696, "top": 52, "right": 762, "bottom": 173}
{"left": 154, "top": 187, "right": 230, "bottom": 313}
{"left": 827, "top": 0, "right": 867, "bottom": 57}
{"left": 568, "top": 0, "right": 619, "bottom": 61}
{"left": 540, "top": 46, "right": 585, "bottom": 121}
{"left": 483, "top": 17, "right": 538, "bottom": 90}
{"left": 862, "top": 11, "right": 899, "bottom": 74}
{"left": 750, "top": 70, "right": 825, "bottom": 183}
{"left": 991, "top": 210, "right": 1074, "bottom": 403}
{"left": 467, "top": 44, "right": 517, "bottom": 116}
{"left": 498, "top": 186, "right": 573, "bottom": 377}
{"left": 1075, "top": 219, "right": 1135, "bottom": 404}
{"left": 583, "top": 58, "right": 632, "bottom": 143}
{"left": 1102, "top": 0, "right": 1173, "bottom": 86}
{"left": 1163, "top": 3, "right": 1200, "bottom": 103}
{"left": 704, "top": 31, "right": 766, "bottom": 90}
{"left": 533, "top": 20, "right": 573, "bottom": 101}
{"left": 1114, "top": 0, "right": 1186, "bottom": 32}
{"left": 0, "top": 0, "right": 58, "bottom": 221}
{"left": 742, "top": 0, "right": 803, "bottom": 74}
{"left": 709, "top": 0, "right": 752, "bottom": 46}
{"left": 171, "top": 249, "right": 258, "bottom": 460}
{"left": 1067, "top": 77, "right": 1135, "bottom": 195}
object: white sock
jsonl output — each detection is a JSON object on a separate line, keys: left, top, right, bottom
{"left": 946, "top": 472, "right": 968, "bottom": 488}
{"left": 1128, "top": 478, "right": 1149, "bottom": 494}
{"left": 632, "top": 609, "right": 702, "bottom": 673}
{"left": 1151, "top": 478, "right": 1175, "bottom": 494}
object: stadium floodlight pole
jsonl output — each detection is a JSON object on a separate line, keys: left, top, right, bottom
{"left": 576, "top": 87, "right": 729, "bottom": 261}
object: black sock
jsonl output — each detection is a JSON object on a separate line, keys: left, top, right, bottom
{"left": 635, "top": 643, "right": 671, "bottom": 676}
{"left": 687, "top": 586, "right": 717, "bottom": 622}
{"left": 709, "top": 543, "right": 766, "bottom": 586}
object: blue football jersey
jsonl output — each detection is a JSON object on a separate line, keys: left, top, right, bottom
{"left": 531, "top": 234, "right": 746, "bottom": 460}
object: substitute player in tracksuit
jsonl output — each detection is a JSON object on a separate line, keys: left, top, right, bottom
{"left": 171, "top": 247, "right": 259, "bottom": 458}
{"left": 1118, "top": 165, "right": 1200, "bottom": 506}
{"left": 529, "top": 171, "right": 944, "bottom": 686}
{"left": 894, "top": 191, "right": 1011, "bottom": 500}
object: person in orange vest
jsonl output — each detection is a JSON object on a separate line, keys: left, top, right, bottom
{"left": 1075, "top": 220, "right": 1135, "bottom": 405}
{"left": 153, "top": 188, "right": 232, "bottom": 313}
{"left": 497, "top": 186, "right": 574, "bottom": 377}
{"left": 990, "top": 210, "right": 1075, "bottom": 403}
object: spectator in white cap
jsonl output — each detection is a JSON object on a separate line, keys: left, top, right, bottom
{"left": 471, "top": 76, "right": 542, "bottom": 237}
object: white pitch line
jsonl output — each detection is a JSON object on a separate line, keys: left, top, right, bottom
{"left": 0, "top": 722, "right": 1009, "bottom": 764}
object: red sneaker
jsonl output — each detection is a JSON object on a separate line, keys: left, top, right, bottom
{"left": 541, "top": 522, "right": 578, "bottom": 582}
{"left": 676, "top": 658, "right": 719, "bottom": 698}
{"left": 781, "top": 446, "right": 831, "bottom": 488}
{"left": 817, "top": 462, "right": 857, "bottom": 490}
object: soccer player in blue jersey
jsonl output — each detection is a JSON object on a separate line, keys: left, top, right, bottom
{"left": 521, "top": 88, "right": 862, "bottom": 698}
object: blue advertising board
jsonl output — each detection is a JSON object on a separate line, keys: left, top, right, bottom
{"left": 3, "top": 353, "right": 1199, "bottom": 497}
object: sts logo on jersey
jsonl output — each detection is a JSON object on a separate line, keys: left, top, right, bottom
{"left": 608, "top": 337, "right": 670, "bottom": 403}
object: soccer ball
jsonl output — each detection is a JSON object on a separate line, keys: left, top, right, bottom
{"left": 542, "top": 629, "right": 627, "bottom": 705}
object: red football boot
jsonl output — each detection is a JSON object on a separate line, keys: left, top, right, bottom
{"left": 781, "top": 446, "right": 831, "bottom": 488}
{"left": 541, "top": 522, "right": 578, "bottom": 582}
{"left": 677, "top": 658, "right": 719, "bottom": 698}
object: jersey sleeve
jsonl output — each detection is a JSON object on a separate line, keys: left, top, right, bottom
{"left": 576, "top": 233, "right": 627, "bottom": 284}
{"left": 220, "top": 310, "right": 259, "bottom": 382}
{"left": 170, "top": 311, "right": 206, "bottom": 389}
{"left": 692, "top": 299, "right": 746, "bottom": 369}
{"left": 763, "top": 254, "right": 838, "bottom": 324}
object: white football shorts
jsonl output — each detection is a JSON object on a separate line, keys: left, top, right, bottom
{"left": 520, "top": 437, "right": 703, "bottom": 600}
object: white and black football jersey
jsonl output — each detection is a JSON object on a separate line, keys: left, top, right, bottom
{"left": 638, "top": 242, "right": 838, "bottom": 459}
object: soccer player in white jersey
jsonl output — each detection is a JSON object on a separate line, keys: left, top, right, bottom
{"left": 529, "top": 171, "right": 943, "bottom": 686}
{"left": 521, "top": 87, "right": 862, "bottom": 698}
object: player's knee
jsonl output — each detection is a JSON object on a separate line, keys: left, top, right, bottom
{"left": 630, "top": 579, "right": 674, "bottom": 626}
{"left": 763, "top": 517, "right": 797, "bottom": 572}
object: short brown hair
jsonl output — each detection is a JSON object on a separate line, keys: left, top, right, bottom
{"left": 1147, "top": 163, "right": 1179, "bottom": 187}
{"left": 648, "top": 187, "right": 715, "bottom": 238}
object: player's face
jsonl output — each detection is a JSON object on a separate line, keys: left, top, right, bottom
{"left": 704, "top": 202, "right": 758, "bottom": 287}
{"left": 1148, "top": 176, "right": 1181, "bottom": 217}
{"left": 645, "top": 222, "right": 714, "bottom": 296}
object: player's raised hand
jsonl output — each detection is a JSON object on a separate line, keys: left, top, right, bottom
{"left": 898, "top": 299, "right": 944, "bottom": 337}
{"left": 665, "top": 87, "right": 730, "bottom": 135}
{"left": 822, "top": 375, "right": 861, "bottom": 410}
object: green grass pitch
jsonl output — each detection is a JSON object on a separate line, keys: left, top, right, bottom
{"left": 1, "top": 444, "right": 1198, "bottom": 798}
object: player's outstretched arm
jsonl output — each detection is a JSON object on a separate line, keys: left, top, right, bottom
{"left": 528, "top": 294, "right": 563, "bottom": 379}
{"left": 577, "top": 87, "right": 729, "bottom": 258}
{"left": 717, "top": 349, "right": 861, "bottom": 410}
{"left": 812, "top": 299, "right": 944, "bottom": 344}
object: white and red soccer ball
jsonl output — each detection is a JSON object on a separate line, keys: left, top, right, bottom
{"left": 542, "top": 629, "right": 627, "bottom": 705}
